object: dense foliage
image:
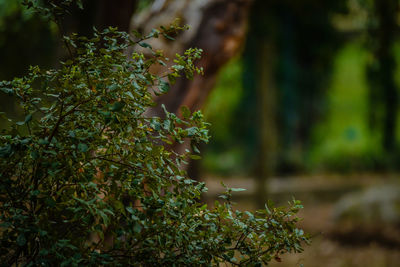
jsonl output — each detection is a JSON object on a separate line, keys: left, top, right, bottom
{"left": 0, "top": 1, "right": 308, "bottom": 265}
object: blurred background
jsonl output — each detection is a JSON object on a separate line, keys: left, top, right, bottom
{"left": 1, "top": 0, "right": 400, "bottom": 266}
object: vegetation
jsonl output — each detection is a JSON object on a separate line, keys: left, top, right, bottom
{"left": 0, "top": 1, "right": 308, "bottom": 265}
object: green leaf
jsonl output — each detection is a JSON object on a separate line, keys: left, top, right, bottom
{"left": 24, "top": 114, "right": 32, "bottom": 124}
{"left": 139, "top": 42, "right": 152, "bottom": 49}
{"left": 99, "top": 211, "right": 110, "bottom": 226}
{"left": 191, "top": 144, "right": 200, "bottom": 154}
{"left": 0, "top": 144, "right": 12, "bottom": 158}
{"left": 38, "top": 139, "right": 49, "bottom": 145}
{"left": 0, "top": 87, "right": 13, "bottom": 95}
{"left": 180, "top": 106, "right": 191, "bottom": 119}
{"left": 133, "top": 222, "right": 142, "bottom": 233}
{"left": 30, "top": 150, "right": 39, "bottom": 160}
{"left": 131, "top": 30, "right": 142, "bottom": 38}
{"left": 163, "top": 33, "right": 175, "bottom": 41}
{"left": 45, "top": 197, "right": 56, "bottom": 207}
{"left": 167, "top": 73, "right": 176, "bottom": 85}
{"left": 230, "top": 188, "right": 246, "bottom": 192}
{"left": 108, "top": 84, "right": 118, "bottom": 91}
{"left": 186, "top": 127, "right": 198, "bottom": 137}
{"left": 76, "top": 0, "right": 83, "bottom": 9}
{"left": 158, "top": 59, "right": 166, "bottom": 66}
{"left": 125, "top": 91, "right": 135, "bottom": 99}
{"left": 110, "top": 101, "right": 125, "bottom": 112}
{"left": 17, "top": 234, "right": 26, "bottom": 246}
{"left": 15, "top": 114, "right": 31, "bottom": 126}
{"left": 159, "top": 80, "right": 170, "bottom": 94}
{"left": 189, "top": 154, "right": 201, "bottom": 160}
{"left": 78, "top": 143, "right": 88, "bottom": 153}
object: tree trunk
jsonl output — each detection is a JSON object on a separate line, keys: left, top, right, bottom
{"left": 367, "top": 0, "right": 398, "bottom": 155}
{"left": 254, "top": 40, "right": 278, "bottom": 207}
{"left": 131, "top": 0, "right": 253, "bottom": 115}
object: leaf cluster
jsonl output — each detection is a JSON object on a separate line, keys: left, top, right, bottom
{"left": 0, "top": 3, "right": 308, "bottom": 266}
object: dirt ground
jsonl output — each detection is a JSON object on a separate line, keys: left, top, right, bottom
{"left": 269, "top": 236, "right": 400, "bottom": 267}
{"left": 203, "top": 174, "right": 400, "bottom": 267}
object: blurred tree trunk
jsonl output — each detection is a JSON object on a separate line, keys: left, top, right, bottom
{"left": 367, "top": 0, "right": 399, "bottom": 155}
{"left": 132, "top": 0, "right": 252, "bottom": 115}
{"left": 242, "top": 0, "right": 279, "bottom": 207}
{"left": 254, "top": 41, "right": 278, "bottom": 207}
{"left": 240, "top": 0, "right": 346, "bottom": 178}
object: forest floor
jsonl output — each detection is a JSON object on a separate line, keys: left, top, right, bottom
{"left": 202, "top": 174, "right": 400, "bottom": 267}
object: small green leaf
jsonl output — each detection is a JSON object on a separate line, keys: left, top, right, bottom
{"left": 0, "top": 87, "right": 13, "bottom": 95}
{"left": 186, "top": 127, "right": 198, "bottom": 137}
{"left": 76, "top": 0, "right": 83, "bottom": 9}
{"left": 157, "top": 59, "right": 166, "bottom": 66}
{"left": 108, "top": 84, "right": 118, "bottom": 91}
{"left": 78, "top": 143, "right": 88, "bottom": 153}
{"left": 139, "top": 42, "right": 152, "bottom": 49}
{"left": 163, "top": 33, "right": 175, "bottom": 41}
{"left": 131, "top": 29, "right": 142, "bottom": 38}
{"left": 159, "top": 81, "right": 170, "bottom": 94}
{"left": 189, "top": 154, "right": 201, "bottom": 160}
{"left": 17, "top": 234, "right": 26, "bottom": 246}
{"left": 125, "top": 91, "right": 134, "bottom": 99}
{"left": 167, "top": 73, "right": 176, "bottom": 85}
{"left": 38, "top": 139, "right": 49, "bottom": 145}
{"left": 24, "top": 114, "right": 32, "bottom": 124}
{"left": 133, "top": 222, "right": 142, "bottom": 233}
{"left": 191, "top": 144, "right": 200, "bottom": 154}
{"left": 184, "top": 179, "right": 194, "bottom": 184}
{"left": 180, "top": 106, "right": 191, "bottom": 119}
{"left": 45, "top": 197, "right": 56, "bottom": 207}
{"left": 230, "top": 188, "right": 246, "bottom": 192}
{"left": 30, "top": 150, "right": 39, "bottom": 160}
{"left": 0, "top": 144, "right": 12, "bottom": 158}
{"left": 110, "top": 101, "right": 125, "bottom": 112}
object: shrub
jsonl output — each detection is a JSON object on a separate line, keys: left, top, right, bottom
{"left": 0, "top": 1, "right": 308, "bottom": 265}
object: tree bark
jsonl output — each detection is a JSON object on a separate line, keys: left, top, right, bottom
{"left": 367, "top": 0, "right": 398, "bottom": 155}
{"left": 131, "top": 0, "right": 253, "bottom": 115}
{"left": 254, "top": 40, "right": 278, "bottom": 207}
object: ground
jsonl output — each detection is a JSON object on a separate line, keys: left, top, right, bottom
{"left": 203, "top": 174, "right": 400, "bottom": 267}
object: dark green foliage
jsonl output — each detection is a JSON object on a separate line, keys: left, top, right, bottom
{"left": 0, "top": 1, "right": 308, "bottom": 265}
